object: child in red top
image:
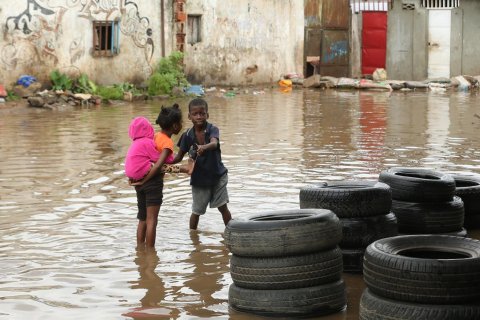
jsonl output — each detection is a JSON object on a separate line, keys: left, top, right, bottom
{"left": 154, "top": 104, "right": 194, "bottom": 174}
{"left": 125, "top": 116, "right": 168, "bottom": 248}
{"left": 136, "top": 104, "right": 194, "bottom": 185}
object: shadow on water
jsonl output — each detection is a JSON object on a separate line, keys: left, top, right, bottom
{"left": 0, "top": 88, "right": 479, "bottom": 319}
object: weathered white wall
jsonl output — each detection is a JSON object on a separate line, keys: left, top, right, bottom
{"left": 183, "top": 0, "right": 304, "bottom": 86}
{"left": 0, "top": 0, "right": 173, "bottom": 86}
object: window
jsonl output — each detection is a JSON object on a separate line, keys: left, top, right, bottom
{"left": 421, "top": 0, "right": 459, "bottom": 8}
{"left": 93, "top": 20, "right": 120, "bottom": 56}
{"left": 187, "top": 15, "right": 201, "bottom": 45}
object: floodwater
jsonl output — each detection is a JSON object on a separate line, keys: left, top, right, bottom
{"left": 1, "top": 88, "right": 480, "bottom": 320}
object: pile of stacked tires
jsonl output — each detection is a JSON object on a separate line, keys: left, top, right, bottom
{"left": 360, "top": 235, "right": 480, "bottom": 319}
{"left": 379, "top": 168, "right": 466, "bottom": 236}
{"left": 451, "top": 174, "right": 480, "bottom": 229}
{"left": 299, "top": 181, "right": 398, "bottom": 273}
{"left": 224, "top": 209, "right": 347, "bottom": 317}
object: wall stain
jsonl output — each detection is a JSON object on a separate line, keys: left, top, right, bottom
{"left": 1, "top": 0, "right": 155, "bottom": 81}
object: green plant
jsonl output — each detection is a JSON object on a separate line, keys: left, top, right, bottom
{"left": 147, "top": 51, "right": 189, "bottom": 96}
{"left": 50, "top": 69, "right": 73, "bottom": 91}
{"left": 148, "top": 73, "right": 177, "bottom": 96}
{"left": 114, "top": 82, "right": 142, "bottom": 95}
{"left": 6, "top": 90, "right": 19, "bottom": 101}
{"left": 74, "top": 73, "right": 97, "bottom": 94}
{"left": 96, "top": 85, "right": 124, "bottom": 100}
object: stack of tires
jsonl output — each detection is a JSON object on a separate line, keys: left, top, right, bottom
{"left": 224, "top": 209, "right": 347, "bottom": 317}
{"left": 299, "top": 181, "right": 398, "bottom": 273}
{"left": 379, "top": 167, "right": 466, "bottom": 236}
{"left": 360, "top": 235, "right": 480, "bottom": 319}
{"left": 451, "top": 174, "right": 480, "bottom": 228}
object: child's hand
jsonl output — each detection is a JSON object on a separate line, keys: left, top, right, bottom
{"left": 129, "top": 178, "right": 143, "bottom": 186}
{"left": 197, "top": 144, "right": 205, "bottom": 156}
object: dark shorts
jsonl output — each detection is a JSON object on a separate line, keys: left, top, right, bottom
{"left": 135, "top": 174, "right": 164, "bottom": 221}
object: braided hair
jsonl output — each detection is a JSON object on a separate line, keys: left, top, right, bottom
{"left": 155, "top": 103, "right": 182, "bottom": 130}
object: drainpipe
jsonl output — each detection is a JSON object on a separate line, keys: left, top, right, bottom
{"left": 161, "top": 0, "right": 165, "bottom": 57}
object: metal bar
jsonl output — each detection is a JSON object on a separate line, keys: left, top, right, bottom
{"left": 111, "top": 21, "right": 114, "bottom": 55}
{"left": 116, "top": 21, "right": 120, "bottom": 54}
{"left": 105, "top": 24, "right": 109, "bottom": 56}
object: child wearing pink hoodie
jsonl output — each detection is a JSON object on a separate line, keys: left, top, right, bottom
{"left": 125, "top": 116, "right": 170, "bottom": 248}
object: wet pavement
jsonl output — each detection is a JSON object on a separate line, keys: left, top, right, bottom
{"left": 0, "top": 88, "right": 479, "bottom": 319}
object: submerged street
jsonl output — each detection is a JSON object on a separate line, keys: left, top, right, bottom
{"left": 1, "top": 88, "right": 479, "bottom": 319}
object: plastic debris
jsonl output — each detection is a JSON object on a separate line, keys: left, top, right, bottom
{"left": 185, "top": 85, "right": 205, "bottom": 96}
{"left": 17, "top": 75, "right": 37, "bottom": 88}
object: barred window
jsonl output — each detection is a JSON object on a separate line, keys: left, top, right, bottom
{"left": 421, "top": 0, "right": 460, "bottom": 8}
{"left": 93, "top": 20, "right": 120, "bottom": 57}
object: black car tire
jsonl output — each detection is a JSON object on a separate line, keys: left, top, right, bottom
{"left": 379, "top": 167, "right": 455, "bottom": 202}
{"left": 299, "top": 180, "right": 392, "bottom": 218}
{"left": 360, "top": 289, "right": 480, "bottom": 320}
{"left": 228, "top": 280, "right": 346, "bottom": 317}
{"left": 224, "top": 209, "right": 342, "bottom": 257}
{"left": 363, "top": 235, "right": 480, "bottom": 304}
{"left": 230, "top": 247, "right": 342, "bottom": 290}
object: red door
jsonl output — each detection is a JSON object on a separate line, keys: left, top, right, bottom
{"left": 361, "top": 12, "right": 387, "bottom": 75}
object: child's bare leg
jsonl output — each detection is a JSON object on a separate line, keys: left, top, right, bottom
{"left": 137, "top": 220, "right": 146, "bottom": 246}
{"left": 218, "top": 204, "right": 232, "bottom": 226}
{"left": 189, "top": 213, "right": 200, "bottom": 230}
{"left": 145, "top": 205, "right": 160, "bottom": 247}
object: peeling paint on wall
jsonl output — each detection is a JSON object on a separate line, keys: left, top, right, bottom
{"left": 184, "top": 0, "right": 304, "bottom": 86}
{"left": 0, "top": 0, "right": 160, "bottom": 85}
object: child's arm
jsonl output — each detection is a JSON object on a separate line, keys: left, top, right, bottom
{"left": 197, "top": 137, "right": 219, "bottom": 156}
{"left": 134, "top": 149, "right": 172, "bottom": 185}
{"left": 171, "top": 149, "right": 186, "bottom": 164}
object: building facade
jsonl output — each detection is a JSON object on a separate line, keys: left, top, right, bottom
{"left": 0, "top": 0, "right": 174, "bottom": 86}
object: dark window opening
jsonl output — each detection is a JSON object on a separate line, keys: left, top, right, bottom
{"left": 187, "top": 15, "right": 201, "bottom": 45}
{"left": 93, "top": 20, "right": 120, "bottom": 57}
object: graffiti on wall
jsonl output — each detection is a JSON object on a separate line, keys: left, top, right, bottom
{"left": 121, "top": 1, "right": 154, "bottom": 64}
{"left": 3, "top": 0, "right": 65, "bottom": 70}
{"left": 1, "top": 0, "right": 155, "bottom": 79}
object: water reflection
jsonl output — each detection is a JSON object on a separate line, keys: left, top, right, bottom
{"left": 182, "top": 232, "right": 229, "bottom": 318}
{"left": 124, "top": 248, "right": 175, "bottom": 319}
{"left": 0, "top": 90, "right": 480, "bottom": 319}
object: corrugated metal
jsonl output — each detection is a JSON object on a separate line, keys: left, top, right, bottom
{"left": 304, "top": 0, "right": 350, "bottom": 77}
{"left": 322, "top": 0, "right": 349, "bottom": 28}
{"left": 305, "top": 0, "right": 322, "bottom": 28}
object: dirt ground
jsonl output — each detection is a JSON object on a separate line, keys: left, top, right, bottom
{"left": 0, "top": 99, "right": 29, "bottom": 112}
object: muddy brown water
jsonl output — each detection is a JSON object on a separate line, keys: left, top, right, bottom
{"left": 1, "top": 89, "right": 479, "bottom": 319}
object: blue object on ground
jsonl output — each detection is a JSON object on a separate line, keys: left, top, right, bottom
{"left": 17, "top": 75, "right": 37, "bottom": 88}
{"left": 185, "top": 85, "right": 204, "bottom": 96}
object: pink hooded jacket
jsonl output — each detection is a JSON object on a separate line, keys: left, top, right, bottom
{"left": 124, "top": 117, "right": 160, "bottom": 180}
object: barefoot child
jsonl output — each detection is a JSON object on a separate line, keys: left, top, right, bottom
{"left": 124, "top": 116, "right": 167, "bottom": 248}
{"left": 172, "top": 98, "right": 232, "bottom": 230}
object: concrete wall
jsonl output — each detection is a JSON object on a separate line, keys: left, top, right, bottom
{"left": 386, "top": 1, "right": 427, "bottom": 81}
{"left": 350, "top": 12, "right": 362, "bottom": 78}
{"left": 183, "top": 0, "right": 304, "bottom": 86}
{"left": 460, "top": 0, "right": 480, "bottom": 75}
{"left": 0, "top": 0, "right": 173, "bottom": 86}
{"left": 387, "top": 0, "right": 480, "bottom": 80}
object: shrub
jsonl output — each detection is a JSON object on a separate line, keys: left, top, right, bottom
{"left": 147, "top": 51, "right": 189, "bottom": 96}
{"left": 148, "top": 73, "right": 177, "bottom": 96}
{"left": 96, "top": 85, "right": 124, "bottom": 100}
{"left": 74, "top": 74, "right": 97, "bottom": 94}
{"left": 50, "top": 69, "right": 73, "bottom": 91}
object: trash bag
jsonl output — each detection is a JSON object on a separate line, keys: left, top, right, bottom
{"left": 17, "top": 75, "right": 37, "bottom": 88}
{"left": 185, "top": 85, "right": 204, "bottom": 96}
